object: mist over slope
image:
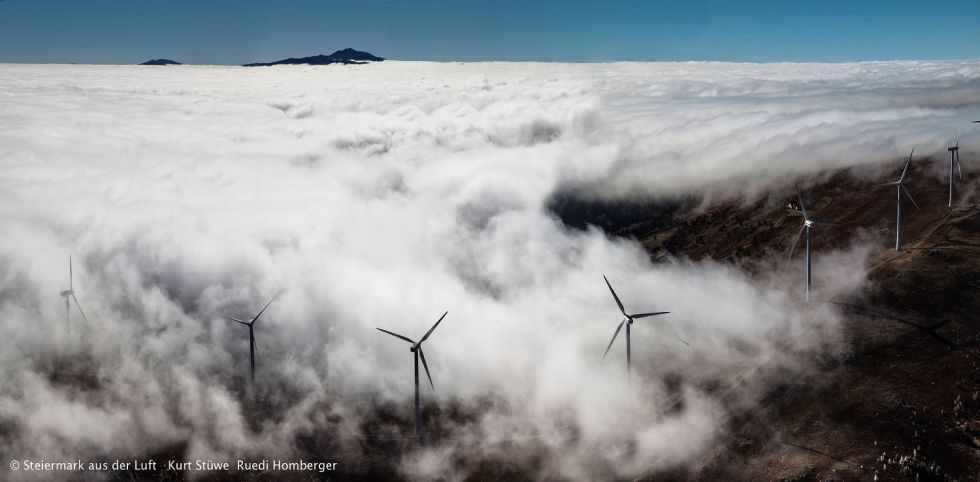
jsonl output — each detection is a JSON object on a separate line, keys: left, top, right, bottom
{"left": 0, "top": 61, "right": 979, "bottom": 480}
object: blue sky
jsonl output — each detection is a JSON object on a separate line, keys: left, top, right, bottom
{"left": 0, "top": 0, "right": 978, "bottom": 64}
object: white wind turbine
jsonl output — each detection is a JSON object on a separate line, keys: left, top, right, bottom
{"left": 59, "top": 253, "right": 89, "bottom": 336}
{"left": 786, "top": 193, "right": 833, "bottom": 303}
{"left": 878, "top": 149, "right": 919, "bottom": 250}
{"left": 946, "top": 139, "right": 962, "bottom": 208}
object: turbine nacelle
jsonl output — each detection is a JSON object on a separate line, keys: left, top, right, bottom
{"left": 60, "top": 290, "right": 73, "bottom": 297}
{"left": 787, "top": 193, "right": 831, "bottom": 254}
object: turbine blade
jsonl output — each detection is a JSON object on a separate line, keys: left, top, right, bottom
{"left": 418, "top": 347, "right": 434, "bottom": 390}
{"left": 603, "top": 275, "right": 627, "bottom": 317}
{"left": 957, "top": 157, "right": 963, "bottom": 180}
{"left": 250, "top": 292, "right": 280, "bottom": 324}
{"left": 902, "top": 185, "right": 919, "bottom": 210}
{"left": 877, "top": 181, "right": 900, "bottom": 187}
{"left": 797, "top": 193, "right": 809, "bottom": 221}
{"left": 630, "top": 311, "right": 670, "bottom": 319}
{"left": 419, "top": 311, "right": 448, "bottom": 343}
{"left": 602, "top": 320, "right": 625, "bottom": 360}
{"left": 216, "top": 314, "right": 249, "bottom": 326}
{"left": 251, "top": 332, "right": 258, "bottom": 364}
{"left": 900, "top": 148, "right": 914, "bottom": 182}
{"left": 69, "top": 253, "right": 73, "bottom": 291}
{"left": 811, "top": 220, "right": 834, "bottom": 226}
{"left": 786, "top": 224, "right": 806, "bottom": 264}
{"left": 673, "top": 334, "right": 690, "bottom": 346}
{"left": 71, "top": 294, "right": 89, "bottom": 323}
{"left": 376, "top": 327, "right": 415, "bottom": 344}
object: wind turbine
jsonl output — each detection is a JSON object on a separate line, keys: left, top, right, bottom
{"left": 377, "top": 311, "right": 448, "bottom": 438}
{"left": 216, "top": 293, "right": 279, "bottom": 383}
{"left": 947, "top": 140, "right": 962, "bottom": 208}
{"left": 601, "top": 276, "right": 669, "bottom": 382}
{"left": 879, "top": 149, "right": 919, "bottom": 251}
{"left": 786, "top": 193, "right": 833, "bottom": 303}
{"left": 59, "top": 253, "right": 89, "bottom": 336}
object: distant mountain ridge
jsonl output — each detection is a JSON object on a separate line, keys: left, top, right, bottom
{"left": 140, "top": 59, "right": 181, "bottom": 66}
{"left": 244, "top": 48, "right": 384, "bottom": 67}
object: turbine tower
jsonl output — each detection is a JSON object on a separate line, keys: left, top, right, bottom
{"left": 377, "top": 311, "right": 448, "bottom": 438}
{"left": 787, "top": 193, "right": 833, "bottom": 303}
{"left": 217, "top": 293, "right": 279, "bottom": 383}
{"left": 601, "top": 276, "right": 668, "bottom": 382}
{"left": 59, "top": 253, "right": 89, "bottom": 336}
{"left": 947, "top": 140, "right": 962, "bottom": 208}
{"left": 878, "top": 149, "right": 919, "bottom": 251}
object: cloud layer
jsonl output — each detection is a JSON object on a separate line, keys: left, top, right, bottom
{"left": 0, "top": 60, "right": 978, "bottom": 480}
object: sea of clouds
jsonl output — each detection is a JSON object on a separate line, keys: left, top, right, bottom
{"left": 0, "top": 60, "right": 979, "bottom": 480}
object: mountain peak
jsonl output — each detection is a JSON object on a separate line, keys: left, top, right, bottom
{"left": 140, "top": 59, "right": 181, "bottom": 66}
{"left": 243, "top": 48, "right": 384, "bottom": 67}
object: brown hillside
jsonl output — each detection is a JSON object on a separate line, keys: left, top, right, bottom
{"left": 553, "top": 156, "right": 980, "bottom": 481}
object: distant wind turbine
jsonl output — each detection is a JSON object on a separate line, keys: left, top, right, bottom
{"left": 786, "top": 193, "right": 833, "bottom": 303}
{"left": 947, "top": 140, "right": 963, "bottom": 208}
{"left": 601, "top": 276, "right": 669, "bottom": 382}
{"left": 878, "top": 149, "right": 919, "bottom": 250}
{"left": 377, "top": 311, "right": 448, "bottom": 438}
{"left": 216, "top": 293, "right": 279, "bottom": 383}
{"left": 59, "top": 253, "right": 89, "bottom": 337}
